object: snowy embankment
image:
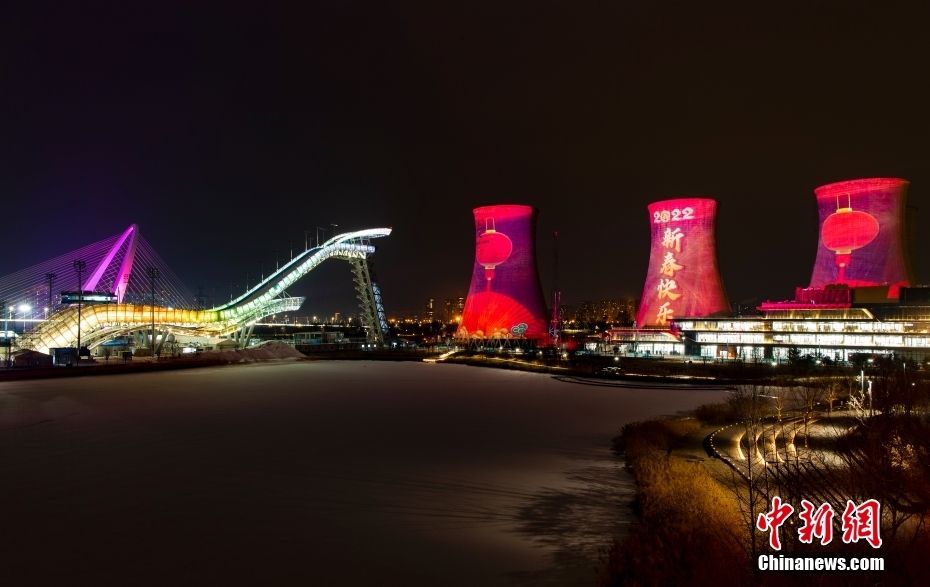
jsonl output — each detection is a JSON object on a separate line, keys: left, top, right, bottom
{"left": 196, "top": 341, "right": 305, "bottom": 363}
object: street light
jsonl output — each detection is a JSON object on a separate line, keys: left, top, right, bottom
{"left": 2, "top": 304, "right": 10, "bottom": 368}
{"left": 147, "top": 267, "right": 160, "bottom": 358}
{"left": 18, "top": 303, "right": 31, "bottom": 330}
{"left": 73, "top": 259, "right": 86, "bottom": 357}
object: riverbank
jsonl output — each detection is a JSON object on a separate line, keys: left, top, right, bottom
{"left": 602, "top": 399, "right": 930, "bottom": 585}
{"left": 0, "top": 342, "right": 306, "bottom": 382}
{"left": 443, "top": 353, "right": 754, "bottom": 386}
{"left": 2, "top": 344, "right": 855, "bottom": 385}
{"left": 601, "top": 409, "right": 749, "bottom": 585}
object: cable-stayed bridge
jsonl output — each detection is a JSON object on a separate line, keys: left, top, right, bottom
{"left": 0, "top": 224, "right": 195, "bottom": 312}
{"left": 1, "top": 225, "right": 391, "bottom": 355}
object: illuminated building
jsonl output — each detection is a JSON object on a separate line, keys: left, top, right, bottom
{"left": 604, "top": 327, "right": 685, "bottom": 356}
{"left": 636, "top": 198, "right": 730, "bottom": 327}
{"left": 456, "top": 205, "right": 548, "bottom": 341}
{"left": 675, "top": 177, "right": 930, "bottom": 362}
{"left": 425, "top": 297, "right": 435, "bottom": 321}
{"left": 676, "top": 288, "right": 930, "bottom": 362}
{"left": 808, "top": 178, "right": 913, "bottom": 298}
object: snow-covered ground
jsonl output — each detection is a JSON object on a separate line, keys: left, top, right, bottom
{"left": 0, "top": 361, "right": 726, "bottom": 586}
{"left": 196, "top": 340, "right": 306, "bottom": 362}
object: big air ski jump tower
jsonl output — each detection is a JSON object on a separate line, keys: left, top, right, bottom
{"left": 6, "top": 226, "right": 392, "bottom": 355}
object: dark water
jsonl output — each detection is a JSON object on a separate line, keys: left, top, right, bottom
{"left": 0, "top": 361, "right": 725, "bottom": 586}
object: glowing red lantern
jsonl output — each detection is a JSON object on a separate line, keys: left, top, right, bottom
{"left": 475, "top": 219, "right": 512, "bottom": 283}
{"left": 809, "top": 178, "right": 911, "bottom": 295}
{"left": 821, "top": 201, "right": 879, "bottom": 283}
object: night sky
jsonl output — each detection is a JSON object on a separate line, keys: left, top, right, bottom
{"left": 4, "top": 2, "right": 930, "bottom": 315}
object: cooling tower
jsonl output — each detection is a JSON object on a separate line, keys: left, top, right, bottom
{"left": 809, "top": 178, "right": 913, "bottom": 297}
{"left": 636, "top": 198, "right": 730, "bottom": 327}
{"left": 456, "top": 204, "right": 548, "bottom": 340}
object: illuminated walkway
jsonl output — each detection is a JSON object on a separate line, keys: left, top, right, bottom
{"left": 16, "top": 228, "right": 391, "bottom": 354}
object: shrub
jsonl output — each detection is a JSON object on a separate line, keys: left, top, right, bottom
{"left": 694, "top": 402, "right": 734, "bottom": 425}
{"left": 612, "top": 418, "right": 698, "bottom": 459}
{"left": 602, "top": 452, "right": 747, "bottom": 586}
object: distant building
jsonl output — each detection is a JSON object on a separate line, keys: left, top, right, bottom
{"left": 568, "top": 299, "right": 637, "bottom": 326}
{"left": 442, "top": 296, "right": 465, "bottom": 324}
{"left": 425, "top": 298, "right": 435, "bottom": 322}
{"left": 294, "top": 331, "right": 346, "bottom": 345}
{"left": 604, "top": 327, "right": 684, "bottom": 356}
{"left": 13, "top": 349, "right": 53, "bottom": 368}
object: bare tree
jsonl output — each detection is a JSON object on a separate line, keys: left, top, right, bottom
{"left": 793, "top": 383, "right": 824, "bottom": 454}
{"left": 823, "top": 379, "right": 842, "bottom": 413}
{"left": 726, "top": 384, "right": 775, "bottom": 560}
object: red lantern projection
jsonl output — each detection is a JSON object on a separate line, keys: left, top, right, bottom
{"left": 636, "top": 198, "right": 730, "bottom": 327}
{"left": 456, "top": 205, "right": 548, "bottom": 341}
{"left": 820, "top": 196, "right": 880, "bottom": 283}
{"left": 810, "top": 178, "right": 913, "bottom": 297}
{"left": 475, "top": 218, "right": 513, "bottom": 284}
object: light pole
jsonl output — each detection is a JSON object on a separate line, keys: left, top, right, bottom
{"left": 45, "top": 272, "right": 57, "bottom": 311}
{"left": 73, "top": 259, "right": 86, "bottom": 358}
{"left": 147, "top": 267, "right": 160, "bottom": 358}
{"left": 2, "top": 301, "right": 8, "bottom": 368}
{"left": 18, "top": 304, "right": 31, "bottom": 330}
{"left": 867, "top": 379, "right": 873, "bottom": 417}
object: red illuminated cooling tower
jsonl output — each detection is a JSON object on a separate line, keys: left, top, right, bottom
{"left": 636, "top": 198, "right": 730, "bottom": 327}
{"left": 456, "top": 204, "right": 548, "bottom": 340}
{"left": 809, "top": 178, "right": 913, "bottom": 297}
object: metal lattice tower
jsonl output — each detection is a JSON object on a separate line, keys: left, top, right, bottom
{"left": 350, "top": 257, "right": 388, "bottom": 345}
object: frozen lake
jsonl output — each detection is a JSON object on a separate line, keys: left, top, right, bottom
{"left": 0, "top": 361, "right": 726, "bottom": 585}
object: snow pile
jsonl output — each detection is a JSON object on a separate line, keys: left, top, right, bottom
{"left": 197, "top": 341, "right": 305, "bottom": 363}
